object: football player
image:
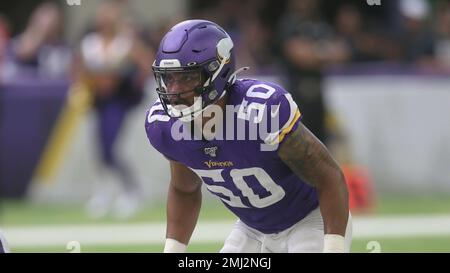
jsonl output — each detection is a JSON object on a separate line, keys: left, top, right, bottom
{"left": 145, "top": 20, "right": 352, "bottom": 253}
{"left": 75, "top": 0, "right": 152, "bottom": 219}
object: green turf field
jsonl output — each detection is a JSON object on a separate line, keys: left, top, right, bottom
{"left": 1, "top": 195, "right": 450, "bottom": 253}
{"left": 0, "top": 198, "right": 233, "bottom": 226}
{"left": 2, "top": 195, "right": 450, "bottom": 226}
{"left": 11, "top": 236, "right": 450, "bottom": 253}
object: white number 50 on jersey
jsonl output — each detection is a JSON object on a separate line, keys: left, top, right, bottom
{"left": 192, "top": 167, "right": 285, "bottom": 208}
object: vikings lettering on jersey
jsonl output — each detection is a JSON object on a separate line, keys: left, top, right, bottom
{"left": 145, "top": 79, "right": 318, "bottom": 233}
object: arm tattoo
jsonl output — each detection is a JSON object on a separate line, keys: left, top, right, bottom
{"left": 278, "top": 122, "right": 341, "bottom": 187}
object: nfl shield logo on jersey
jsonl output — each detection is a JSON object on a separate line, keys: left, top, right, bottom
{"left": 204, "top": 147, "right": 218, "bottom": 157}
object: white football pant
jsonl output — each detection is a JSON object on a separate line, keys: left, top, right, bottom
{"left": 220, "top": 207, "right": 352, "bottom": 253}
{"left": 0, "top": 229, "right": 10, "bottom": 253}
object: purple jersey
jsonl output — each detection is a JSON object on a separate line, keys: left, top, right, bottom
{"left": 145, "top": 79, "right": 318, "bottom": 234}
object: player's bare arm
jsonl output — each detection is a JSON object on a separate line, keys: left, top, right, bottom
{"left": 166, "top": 160, "right": 203, "bottom": 246}
{"left": 278, "top": 122, "right": 349, "bottom": 237}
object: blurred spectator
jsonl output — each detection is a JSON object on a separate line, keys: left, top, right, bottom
{"left": 334, "top": 3, "right": 402, "bottom": 62}
{"left": 234, "top": 17, "right": 279, "bottom": 74}
{"left": 189, "top": 0, "right": 282, "bottom": 74}
{"left": 434, "top": 1, "right": 450, "bottom": 68}
{"left": 397, "top": 0, "right": 436, "bottom": 66}
{"left": 74, "top": 0, "right": 153, "bottom": 219}
{"left": 0, "top": 14, "right": 10, "bottom": 77}
{"left": 0, "top": 15, "right": 10, "bottom": 67}
{"left": 3, "top": 2, "right": 71, "bottom": 79}
{"left": 278, "top": 0, "right": 349, "bottom": 143}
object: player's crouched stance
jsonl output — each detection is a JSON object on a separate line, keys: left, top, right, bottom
{"left": 145, "top": 20, "right": 352, "bottom": 253}
{"left": 0, "top": 229, "right": 10, "bottom": 253}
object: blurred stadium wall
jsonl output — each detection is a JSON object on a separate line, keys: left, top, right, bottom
{"left": 324, "top": 68, "right": 450, "bottom": 194}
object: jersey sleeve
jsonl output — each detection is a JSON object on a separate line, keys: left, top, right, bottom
{"left": 144, "top": 100, "right": 177, "bottom": 161}
{"left": 258, "top": 83, "right": 302, "bottom": 149}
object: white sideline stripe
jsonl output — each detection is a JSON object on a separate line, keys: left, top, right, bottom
{"left": 3, "top": 215, "right": 450, "bottom": 247}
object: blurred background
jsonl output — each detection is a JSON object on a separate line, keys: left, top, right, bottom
{"left": 0, "top": 0, "right": 450, "bottom": 253}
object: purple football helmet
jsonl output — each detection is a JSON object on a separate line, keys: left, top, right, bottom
{"left": 152, "top": 19, "right": 237, "bottom": 121}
